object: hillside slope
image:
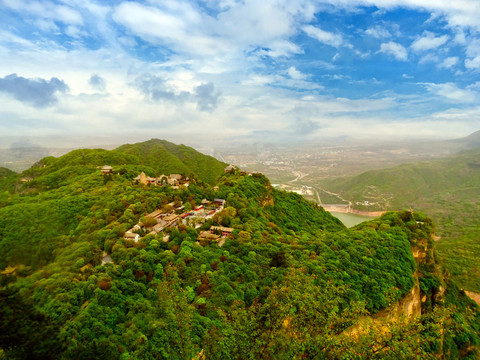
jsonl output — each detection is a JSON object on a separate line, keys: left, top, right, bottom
{"left": 319, "top": 148, "right": 480, "bottom": 292}
{"left": 0, "top": 167, "right": 19, "bottom": 193}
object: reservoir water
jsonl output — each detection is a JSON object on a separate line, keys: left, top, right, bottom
{"left": 329, "top": 212, "right": 376, "bottom": 228}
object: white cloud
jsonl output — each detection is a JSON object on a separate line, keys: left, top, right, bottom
{"left": 453, "top": 30, "right": 467, "bottom": 45}
{"left": 112, "top": 0, "right": 316, "bottom": 60}
{"left": 303, "top": 25, "right": 343, "bottom": 47}
{"left": 241, "top": 75, "right": 277, "bottom": 87}
{"left": 411, "top": 31, "right": 448, "bottom": 52}
{"left": 465, "top": 39, "right": 480, "bottom": 70}
{"left": 287, "top": 66, "right": 308, "bottom": 80}
{"left": 34, "top": 19, "right": 60, "bottom": 33}
{"left": 365, "top": 25, "right": 391, "bottom": 39}
{"left": 65, "top": 25, "right": 87, "bottom": 39}
{"left": 427, "top": 105, "right": 480, "bottom": 136}
{"left": 242, "top": 72, "right": 322, "bottom": 91}
{"left": 2, "top": 0, "right": 83, "bottom": 26}
{"left": 112, "top": 2, "right": 221, "bottom": 56}
{"left": 438, "top": 56, "right": 458, "bottom": 69}
{"left": 379, "top": 41, "right": 408, "bottom": 61}
{"left": 419, "top": 53, "right": 439, "bottom": 64}
{"left": 217, "top": 1, "right": 297, "bottom": 44}
{"left": 354, "top": 49, "right": 371, "bottom": 58}
{"left": 467, "top": 81, "right": 480, "bottom": 90}
{"left": 465, "top": 57, "right": 480, "bottom": 70}
{"left": 422, "top": 82, "right": 477, "bottom": 103}
{"left": 255, "top": 40, "right": 303, "bottom": 58}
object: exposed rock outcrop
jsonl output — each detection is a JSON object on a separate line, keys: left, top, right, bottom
{"left": 345, "top": 234, "right": 431, "bottom": 339}
{"left": 374, "top": 272, "right": 421, "bottom": 322}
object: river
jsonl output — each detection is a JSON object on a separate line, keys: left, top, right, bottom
{"left": 329, "top": 211, "right": 376, "bottom": 228}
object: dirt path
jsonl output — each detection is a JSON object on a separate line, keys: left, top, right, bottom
{"left": 465, "top": 291, "right": 480, "bottom": 306}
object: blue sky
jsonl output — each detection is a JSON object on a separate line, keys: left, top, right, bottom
{"left": 0, "top": 0, "right": 479, "bottom": 144}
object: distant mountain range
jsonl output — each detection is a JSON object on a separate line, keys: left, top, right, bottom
{"left": 449, "top": 129, "right": 480, "bottom": 149}
{"left": 412, "top": 129, "right": 480, "bottom": 155}
{"left": 2, "top": 130, "right": 479, "bottom": 173}
{"left": 320, "top": 147, "right": 480, "bottom": 210}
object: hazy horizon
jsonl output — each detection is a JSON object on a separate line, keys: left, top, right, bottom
{"left": 0, "top": 129, "right": 477, "bottom": 152}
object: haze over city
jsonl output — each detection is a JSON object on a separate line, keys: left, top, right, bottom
{"left": 1, "top": 0, "right": 479, "bottom": 148}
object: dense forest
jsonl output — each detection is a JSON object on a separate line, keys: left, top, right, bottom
{"left": 1, "top": 140, "right": 479, "bottom": 359}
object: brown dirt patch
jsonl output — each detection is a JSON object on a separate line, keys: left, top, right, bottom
{"left": 465, "top": 291, "right": 480, "bottom": 306}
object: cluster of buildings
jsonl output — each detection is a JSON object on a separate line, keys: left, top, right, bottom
{"left": 130, "top": 164, "right": 246, "bottom": 187}
{"left": 123, "top": 198, "right": 230, "bottom": 246}
{"left": 355, "top": 200, "right": 376, "bottom": 206}
{"left": 273, "top": 184, "right": 313, "bottom": 196}
{"left": 101, "top": 164, "right": 256, "bottom": 188}
{"left": 225, "top": 164, "right": 260, "bottom": 177}
{"left": 120, "top": 164, "right": 254, "bottom": 246}
{"left": 197, "top": 226, "right": 234, "bottom": 247}
{"left": 99, "top": 166, "right": 189, "bottom": 188}
{"left": 133, "top": 172, "right": 188, "bottom": 188}
{"left": 290, "top": 185, "right": 314, "bottom": 196}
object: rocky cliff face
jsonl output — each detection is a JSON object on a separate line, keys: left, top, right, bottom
{"left": 347, "top": 236, "right": 431, "bottom": 336}
{"left": 382, "top": 272, "right": 422, "bottom": 321}
{"left": 374, "top": 240, "right": 428, "bottom": 322}
{"left": 261, "top": 184, "right": 275, "bottom": 207}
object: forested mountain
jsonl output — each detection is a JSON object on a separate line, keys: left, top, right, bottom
{"left": 319, "top": 147, "right": 480, "bottom": 293}
{"left": 0, "top": 141, "right": 479, "bottom": 359}
{"left": 114, "top": 139, "right": 227, "bottom": 185}
{"left": 0, "top": 139, "right": 227, "bottom": 269}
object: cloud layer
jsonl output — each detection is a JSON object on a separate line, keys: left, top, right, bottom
{"left": 0, "top": 0, "right": 480, "bottom": 142}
